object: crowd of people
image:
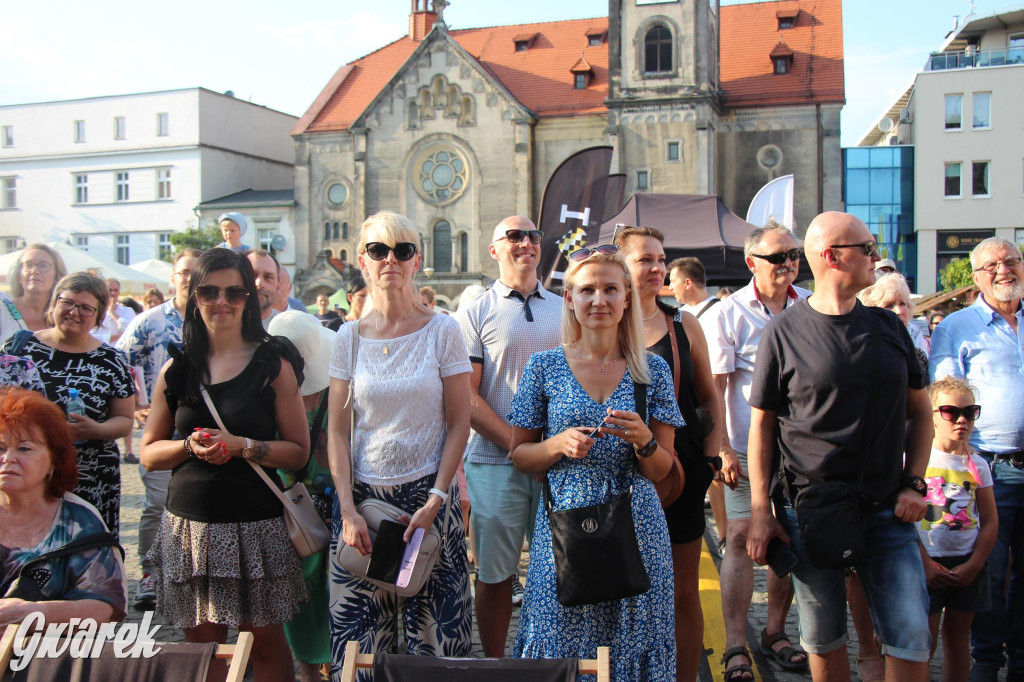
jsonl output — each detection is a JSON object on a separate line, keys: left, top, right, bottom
{"left": 0, "top": 207, "right": 1017, "bottom": 682}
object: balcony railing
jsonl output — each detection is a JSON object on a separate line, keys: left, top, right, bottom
{"left": 927, "top": 47, "right": 1024, "bottom": 71}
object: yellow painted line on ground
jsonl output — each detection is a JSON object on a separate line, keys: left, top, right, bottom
{"left": 699, "top": 538, "right": 762, "bottom": 682}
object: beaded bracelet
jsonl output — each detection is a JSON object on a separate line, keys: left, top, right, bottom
{"left": 183, "top": 435, "right": 197, "bottom": 459}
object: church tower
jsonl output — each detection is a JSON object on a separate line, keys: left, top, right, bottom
{"left": 606, "top": 0, "right": 720, "bottom": 195}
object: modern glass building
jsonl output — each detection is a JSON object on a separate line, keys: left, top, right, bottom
{"left": 842, "top": 146, "right": 916, "bottom": 289}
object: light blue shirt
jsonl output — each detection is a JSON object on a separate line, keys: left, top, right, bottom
{"left": 929, "top": 294, "right": 1024, "bottom": 453}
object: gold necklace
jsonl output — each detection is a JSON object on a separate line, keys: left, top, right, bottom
{"left": 374, "top": 306, "right": 417, "bottom": 355}
{"left": 642, "top": 307, "right": 660, "bottom": 321}
{"left": 572, "top": 342, "right": 623, "bottom": 372}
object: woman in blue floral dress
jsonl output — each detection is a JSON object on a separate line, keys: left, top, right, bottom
{"left": 508, "top": 247, "right": 684, "bottom": 680}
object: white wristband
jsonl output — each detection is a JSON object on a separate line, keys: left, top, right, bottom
{"left": 244, "top": 437, "right": 252, "bottom": 453}
{"left": 428, "top": 487, "right": 449, "bottom": 503}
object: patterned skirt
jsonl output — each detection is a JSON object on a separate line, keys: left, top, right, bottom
{"left": 148, "top": 511, "right": 306, "bottom": 629}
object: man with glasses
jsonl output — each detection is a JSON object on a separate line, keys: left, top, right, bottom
{"left": 699, "top": 221, "right": 810, "bottom": 678}
{"left": 452, "top": 216, "right": 562, "bottom": 657}
{"left": 930, "top": 237, "right": 1024, "bottom": 682}
{"left": 746, "top": 211, "right": 932, "bottom": 681}
{"left": 116, "top": 248, "right": 202, "bottom": 610}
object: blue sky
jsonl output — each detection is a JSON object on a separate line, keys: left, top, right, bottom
{"left": 0, "top": 0, "right": 1012, "bottom": 146}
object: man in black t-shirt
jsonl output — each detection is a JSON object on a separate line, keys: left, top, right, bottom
{"left": 746, "top": 211, "right": 933, "bottom": 682}
{"left": 314, "top": 293, "right": 341, "bottom": 327}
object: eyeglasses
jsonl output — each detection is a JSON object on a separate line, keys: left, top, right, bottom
{"left": 498, "top": 229, "right": 543, "bottom": 245}
{"left": 568, "top": 244, "right": 620, "bottom": 262}
{"left": 55, "top": 297, "right": 98, "bottom": 318}
{"left": 20, "top": 261, "right": 53, "bottom": 274}
{"left": 829, "top": 242, "right": 878, "bottom": 257}
{"left": 173, "top": 269, "right": 193, "bottom": 280}
{"left": 973, "top": 258, "right": 1023, "bottom": 274}
{"left": 364, "top": 242, "right": 418, "bottom": 262}
{"left": 929, "top": 317, "right": 945, "bottom": 327}
{"left": 934, "top": 405, "right": 982, "bottom": 422}
{"left": 751, "top": 249, "right": 803, "bottom": 265}
{"left": 194, "top": 285, "right": 250, "bottom": 307}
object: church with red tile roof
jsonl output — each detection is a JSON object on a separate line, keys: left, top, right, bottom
{"left": 291, "top": 0, "right": 844, "bottom": 297}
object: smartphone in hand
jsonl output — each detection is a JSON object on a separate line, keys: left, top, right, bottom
{"left": 766, "top": 537, "right": 799, "bottom": 578}
{"left": 367, "top": 520, "right": 407, "bottom": 584}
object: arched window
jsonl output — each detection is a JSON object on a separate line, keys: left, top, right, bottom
{"left": 459, "top": 232, "right": 468, "bottom": 272}
{"left": 644, "top": 25, "right": 672, "bottom": 73}
{"left": 324, "top": 222, "right": 331, "bottom": 240}
{"left": 340, "top": 249, "right": 348, "bottom": 262}
{"left": 342, "top": 221, "right": 349, "bottom": 240}
{"left": 433, "top": 220, "right": 452, "bottom": 273}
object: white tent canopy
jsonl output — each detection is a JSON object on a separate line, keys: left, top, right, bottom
{"left": 129, "top": 259, "right": 173, "bottom": 289}
{"left": 0, "top": 242, "right": 164, "bottom": 295}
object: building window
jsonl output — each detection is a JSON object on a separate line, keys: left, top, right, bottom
{"left": 773, "top": 56, "right": 792, "bottom": 74}
{"left": 667, "top": 141, "right": 680, "bottom": 161}
{"left": 156, "top": 168, "right": 171, "bottom": 199}
{"left": 114, "top": 116, "right": 126, "bottom": 140}
{"left": 74, "top": 174, "right": 88, "bottom": 204}
{"left": 157, "top": 233, "right": 172, "bottom": 260}
{"left": 75, "top": 236, "right": 88, "bottom": 251}
{"left": 74, "top": 120, "right": 86, "bottom": 143}
{"left": 945, "top": 94, "right": 962, "bottom": 130}
{"left": 156, "top": 113, "right": 169, "bottom": 137}
{"left": 342, "top": 222, "right": 349, "bottom": 240}
{"left": 636, "top": 170, "right": 650, "bottom": 191}
{"left": 459, "top": 232, "right": 468, "bottom": 272}
{"left": 4, "top": 238, "right": 20, "bottom": 254}
{"left": 1, "top": 126, "right": 12, "bottom": 148}
{"left": 972, "top": 161, "right": 990, "bottom": 196}
{"left": 259, "top": 228, "right": 275, "bottom": 253}
{"left": 1, "top": 178, "right": 15, "bottom": 209}
{"left": 415, "top": 147, "right": 469, "bottom": 205}
{"left": 340, "top": 249, "right": 348, "bottom": 262}
{"left": 326, "top": 183, "right": 348, "bottom": 206}
{"left": 589, "top": 35, "right": 603, "bottom": 47}
{"left": 778, "top": 17, "right": 796, "bottom": 29}
{"left": 115, "top": 172, "right": 130, "bottom": 201}
{"left": 433, "top": 220, "right": 452, "bottom": 272}
{"left": 574, "top": 73, "right": 587, "bottom": 90}
{"left": 644, "top": 25, "right": 672, "bottom": 73}
{"left": 944, "top": 162, "right": 962, "bottom": 197}
{"left": 973, "top": 92, "right": 991, "bottom": 129}
{"left": 515, "top": 40, "right": 530, "bottom": 52}
{"left": 116, "top": 235, "right": 130, "bottom": 265}
{"left": 332, "top": 222, "right": 340, "bottom": 240}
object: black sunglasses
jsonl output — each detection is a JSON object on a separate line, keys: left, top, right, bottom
{"left": 829, "top": 242, "right": 878, "bottom": 257}
{"left": 751, "top": 249, "right": 803, "bottom": 265}
{"left": 500, "top": 229, "right": 543, "bottom": 245}
{"left": 194, "top": 285, "right": 250, "bottom": 307}
{"left": 934, "top": 405, "right": 982, "bottom": 422}
{"left": 568, "top": 244, "right": 620, "bottom": 262}
{"left": 365, "top": 242, "right": 418, "bottom": 262}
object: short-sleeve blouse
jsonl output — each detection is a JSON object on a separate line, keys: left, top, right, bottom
{"left": 329, "top": 313, "right": 471, "bottom": 485}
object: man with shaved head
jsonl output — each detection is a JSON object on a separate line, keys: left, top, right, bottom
{"left": 746, "top": 212, "right": 933, "bottom": 681}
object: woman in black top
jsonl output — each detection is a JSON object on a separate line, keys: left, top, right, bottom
{"left": 141, "top": 248, "right": 309, "bottom": 682}
{"left": 615, "top": 227, "right": 726, "bottom": 682}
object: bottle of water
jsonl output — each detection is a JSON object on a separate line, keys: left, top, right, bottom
{"left": 67, "top": 388, "right": 87, "bottom": 445}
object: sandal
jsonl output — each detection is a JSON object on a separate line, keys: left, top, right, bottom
{"left": 759, "top": 629, "right": 809, "bottom": 671}
{"left": 720, "top": 646, "right": 754, "bottom": 682}
{"left": 855, "top": 655, "right": 884, "bottom": 682}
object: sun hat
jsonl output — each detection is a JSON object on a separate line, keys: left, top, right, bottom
{"left": 268, "top": 310, "right": 335, "bottom": 396}
{"left": 217, "top": 212, "right": 249, "bottom": 236}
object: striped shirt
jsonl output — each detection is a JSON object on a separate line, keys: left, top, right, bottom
{"left": 453, "top": 280, "right": 563, "bottom": 465}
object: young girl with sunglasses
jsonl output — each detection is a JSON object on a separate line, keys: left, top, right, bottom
{"left": 918, "top": 376, "right": 997, "bottom": 682}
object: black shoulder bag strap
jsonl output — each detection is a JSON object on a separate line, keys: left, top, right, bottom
{"left": 634, "top": 380, "right": 647, "bottom": 424}
{"left": 296, "top": 392, "right": 330, "bottom": 482}
{"left": 0, "top": 532, "right": 124, "bottom": 596}
{"left": 8, "top": 329, "right": 33, "bottom": 355}
{"left": 695, "top": 297, "right": 720, "bottom": 319}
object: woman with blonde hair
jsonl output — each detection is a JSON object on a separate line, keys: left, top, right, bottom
{"left": 327, "top": 211, "right": 473, "bottom": 675}
{"left": 1, "top": 244, "right": 68, "bottom": 343}
{"left": 509, "top": 245, "right": 683, "bottom": 680}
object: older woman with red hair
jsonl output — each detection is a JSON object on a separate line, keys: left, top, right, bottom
{"left": 0, "top": 387, "right": 127, "bottom": 625}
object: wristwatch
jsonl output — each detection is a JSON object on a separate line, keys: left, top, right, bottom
{"left": 902, "top": 475, "right": 927, "bottom": 497}
{"left": 634, "top": 437, "right": 658, "bottom": 459}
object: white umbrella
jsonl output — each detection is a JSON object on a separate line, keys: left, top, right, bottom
{"left": 0, "top": 243, "right": 160, "bottom": 295}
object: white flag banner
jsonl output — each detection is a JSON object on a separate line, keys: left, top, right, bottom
{"left": 746, "top": 174, "right": 795, "bottom": 230}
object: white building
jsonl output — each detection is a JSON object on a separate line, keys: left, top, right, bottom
{"left": 859, "top": 7, "right": 1024, "bottom": 293}
{"left": 0, "top": 88, "right": 297, "bottom": 265}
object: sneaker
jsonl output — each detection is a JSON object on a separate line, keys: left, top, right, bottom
{"left": 134, "top": 573, "right": 157, "bottom": 610}
{"left": 511, "top": 578, "right": 524, "bottom": 606}
{"left": 123, "top": 453, "right": 139, "bottom": 464}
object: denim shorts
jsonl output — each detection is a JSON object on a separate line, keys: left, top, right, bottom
{"left": 777, "top": 503, "right": 932, "bottom": 662}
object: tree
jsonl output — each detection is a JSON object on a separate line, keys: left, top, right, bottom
{"left": 166, "top": 223, "right": 222, "bottom": 262}
{"left": 939, "top": 256, "right": 973, "bottom": 291}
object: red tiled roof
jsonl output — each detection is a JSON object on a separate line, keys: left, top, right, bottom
{"left": 570, "top": 55, "right": 594, "bottom": 73}
{"left": 770, "top": 40, "right": 795, "bottom": 58}
{"left": 720, "top": 0, "right": 845, "bottom": 108}
{"left": 297, "top": 0, "right": 843, "bottom": 134}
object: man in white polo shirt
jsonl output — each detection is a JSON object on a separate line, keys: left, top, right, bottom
{"left": 453, "top": 216, "right": 562, "bottom": 657}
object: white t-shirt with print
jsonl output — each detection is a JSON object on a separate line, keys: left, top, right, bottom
{"left": 918, "top": 447, "right": 993, "bottom": 557}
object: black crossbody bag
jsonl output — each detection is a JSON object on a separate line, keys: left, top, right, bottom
{"left": 545, "top": 382, "right": 651, "bottom": 607}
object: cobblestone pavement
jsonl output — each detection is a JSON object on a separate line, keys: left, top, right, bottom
{"left": 119, "top": 431, "right": 1000, "bottom": 680}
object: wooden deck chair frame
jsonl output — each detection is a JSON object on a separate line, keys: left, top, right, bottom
{"left": 0, "top": 623, "right": 253, "bottom": 682}
{"left": 339, "top": 641, "right": 611, "bottom": 682}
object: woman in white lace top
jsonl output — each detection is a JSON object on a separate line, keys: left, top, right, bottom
{"left": 326, "top": 211, "right": 473, "bottom": 673}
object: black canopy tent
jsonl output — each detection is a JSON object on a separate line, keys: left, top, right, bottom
{"left": 592, "top": 193, "right": 757, "bottom": 284}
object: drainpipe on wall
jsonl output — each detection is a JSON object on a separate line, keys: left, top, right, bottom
{"left": 816, "top": 103, "right": 824, "bottom": 215}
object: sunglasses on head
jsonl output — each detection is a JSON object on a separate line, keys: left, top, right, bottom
{"left": 194, "top": 285, "right": 250, "bottom": 307}
{"left": 751, "top": 249, "right": 803, "bottom": 265}
{"left": 568, "top": 244, "right": 620, "bottom": 262}
{"left": 364, "top": 242, "right": 418, "bottom": 262}
{"left": 934, "top": 405, "right": 982, "bottom": 422}
{"left": 499, "top": 229, "right": 543, "bottom": 245}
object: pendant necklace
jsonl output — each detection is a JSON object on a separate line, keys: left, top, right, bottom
{"left": 375, "top": 306, "right": 416, "bottom": 355}
{"left": 572, "top": 342, "right": 623, "bottom": 372}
